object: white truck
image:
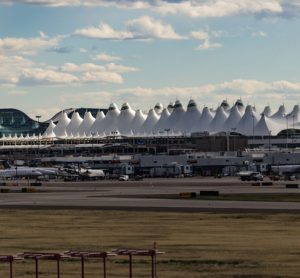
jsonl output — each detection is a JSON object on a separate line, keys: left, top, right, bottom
{"left": 237, "top": 171, "right": 263, "bottom": 181}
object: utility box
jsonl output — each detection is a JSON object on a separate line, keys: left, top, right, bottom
{"left": 258, "top": 163, "right": 268, "bottom": 173}
{"left": 121, "top": 164, "right": 134, "bottom": 175}
{"left": 181, "top": 165, "right": 193, "bottom": 176}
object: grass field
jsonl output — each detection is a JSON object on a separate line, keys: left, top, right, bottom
{"left": 0, "top": 210, "right": 300, "bottom": 277}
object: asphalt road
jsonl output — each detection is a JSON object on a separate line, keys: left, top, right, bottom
{"left": 0, "top": 177, "right": 300, "bottom": 212}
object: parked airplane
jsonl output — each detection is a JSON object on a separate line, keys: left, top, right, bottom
{"left": 0, "top": 161, "right": 58, "bottom": 179}
{"left": 271, "top": 165, "right": 300, "bottom": 174}
{"left": 58, "top": 165, "right": 105, "bottom": 181}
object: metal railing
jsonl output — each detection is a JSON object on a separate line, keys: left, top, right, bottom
{"left": 0, "top": 246, "right": 164, "bottom": 278}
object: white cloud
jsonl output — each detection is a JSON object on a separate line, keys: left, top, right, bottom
{"left": 80, "top": 71, "right": 123, "bottom": 84}
{"left": 74, "top": 23, "right": 133, "bottom": 40}
{"left": 0, "top": 35, "right": 60, "bottom": 55}
{"left": 20, "top": 79, "right": 300, "bottom": 118}
{"left": 0, "top": 55, "right": 81, "bottom": 86}
{"left": 0, "top": 55, "right": 138, "bottom": 86}
{"left": 0, "top": 55, "right": 33, "bottom": 84}
{"left": 74, "top": 16, "right": 183, "bottom": 40}
{"left": 6, "top": 89, "right": 28, "bottom": 95}
{"left": 59, "top": 62, "right": 138, "bottom": 84}
{"left": 190, "top": 30, "right": 223, "bottom": 51}
{"left": 126, "top": 16, "right": 184, "bottom": 40}
{"left": 115, "top": 79, "right": 300, "bottom": 110}
{"left": 190, "top": 31, "right": 209, "bottom": 41}
{"left": 61, "top": 62, "right": 138, "bottom": 74}
{"left": 252, "top": 31, "right": 267, "bottom": 37}
{"left": 19, "top": 68, "right": 79, "bottom": 86}
{"left": 79, "top": 48, "right": 87, "bottom": 53}
{"left": 3, "top": 1, "right": 298, "bottom": 18}
{"left": 61, "top": 63, "right": 103, "bottom": 73}
{"left": 2, "top": 0, "right": 144, "bottom": 8}
{"left": 93, "top": 53, "right": 122, "bottom": 62}
{"left": 153, "top": 0, "right": 283, "bottom": 18}
{"left": 196, "top": 40, "right": 222, "bottom": 51}
{"left": 58, "top": 91, "right": 116, "bottom": 108}
{"left": 105, "top": 63, "right": 138, "bottom": 73}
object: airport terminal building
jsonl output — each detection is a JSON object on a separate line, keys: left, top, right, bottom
{"left": 0, "top": 99, "right": 299, "bottom": 157}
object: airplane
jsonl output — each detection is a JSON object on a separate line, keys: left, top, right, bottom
{"left": 0, "top": 161, "right": 59, "bottom": 179}
{"left": 0, "top": 168, "right": 43, "bottom": 178}
{"left": 58, "top": 165, "right": 105, "bottom": 181}
{"left": 271, "top": 165, "right": 300, "bottom": 180}
{"left": 271, "top": 165, "right": 300, "bottom": 174}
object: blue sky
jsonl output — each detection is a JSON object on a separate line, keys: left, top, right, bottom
{"left": 0, "top": 0, "right": 300, "bottom": 120}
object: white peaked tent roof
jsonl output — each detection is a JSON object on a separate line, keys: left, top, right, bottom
{"left": 262, "top": 105, "right": 272, "bottom": 117}
{"left": 31, "top": 134, "right": 38, "bottom": 140}
{"left": 153, "top": 108, "right": 170, "bottom": 133}
{"left": 191, "top": 106, "right": 214, "bottom": 132}
{"left": 78, "top": 111, "right": 95, "bottom": 136}
{"left": 89, "top": 111, "right": 105, "bottom": 134}
{"left": 209, "top": 106, "right": 228, "bottom": 132}
{"left": 117, "top": 102, "right": 136, "bottom": 134}
{"left": 66, "top": 112, "right": 83, "bottom": 136}
{"left": 223, "top": 105, "right": 243, "bottom": 132}
{"left": 102, "top": 103, "right": 120, "bottom": 133}
{"left": 140, "top": 108, "right": 160, "bottom": 134}
{"left": 164, "top": 100, "right": 185, "bottom": 132}
{"left": 179, "top": 99, "right": 201, "bottom": 133}
{"left": 234, "top": 99, "right": 245, "bottom": 112}
{"left": 154, "top": 103, "right": 163, "bottom": 114}
{"left": 53, "top": 112, "right": 71, "bottom": 137}
{"left": 131, "top": 109, "right": 146, "bottom": 133}
{"left": 33, "top": 99, "right": 300, "bottom": 138}
{"left": 271, "top": 104, "right": 286, "bottom": 121}
{"left": 254, "top": 114, "right": 284, "bottom": 136}
{"left": 287, "top": 104, "right": 300, "bottom": 123}
{"left": 167, "top": 102, "right": 174, "bottom": 113}
{"left": 236, "top": 105, "right": 260, "bottom": 136}
{"left": 43, "top": 120, "right": 56, "bottom": 138}
{"left": 220, "top": 100, "right": 231, "bottom": 112}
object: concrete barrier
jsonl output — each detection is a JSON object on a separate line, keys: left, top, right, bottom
{"left": 200, "top": 190, "right": 219, "bottom": 196}
{"left": 262, "top": 182, "right": 273, "bottom": 186}
{"left": 21, "top": 187, "right": 36, "bottom": 193}
{"left": 30, "top": 182, "right": 42, "bottom": 187}
{"left": 8, "top": 183, "right": 19, "bottom": 187}
{"left": 286, "top": 184, "right": 298, "bottom": 189}
{"left": 179, "top": 192, "right": 197, "bottom": 198}
{"left": 251, "top": 182, "right": 260, "bottom": 186}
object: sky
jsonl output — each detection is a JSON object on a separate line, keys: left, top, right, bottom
{"left": 1, "top": 0, "right": 300, "bottom": 120}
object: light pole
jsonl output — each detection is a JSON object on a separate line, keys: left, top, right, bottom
{"left": 231, "top": 127, "right": 237, "bottom": 152}
{"left": 164, "top": 128, "right": 170, "bottom": 154}
{"left": 293, "top": 115, "right": 295, "bottom": 129}
{"left": 35, "top": 115, "right": 42, "bottom": 155}
{"left": 268, "top": 129, "right": 272, "bottom": 156}
{"left": 286, "top": 116, "right": 289, "bottom": 151}
{"left": 226, "top": 131, "right": 230, "bottom": 152}
{"left": 91, "top": 132, "right": 96, "bottom": 156}
{"left": 251, "top": 114, "right": 255, "bottom": 149}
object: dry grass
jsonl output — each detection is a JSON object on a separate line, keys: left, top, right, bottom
{"left": 0, "top": 210, "right": 300, "bottom": 277}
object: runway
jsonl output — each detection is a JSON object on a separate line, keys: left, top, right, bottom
{"left": 0, "top": 177, "right": 300, "bottom": 212}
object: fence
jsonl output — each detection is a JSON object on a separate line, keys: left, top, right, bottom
{"left": 0, "top": 247, "right": 164, "bottom": 278}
